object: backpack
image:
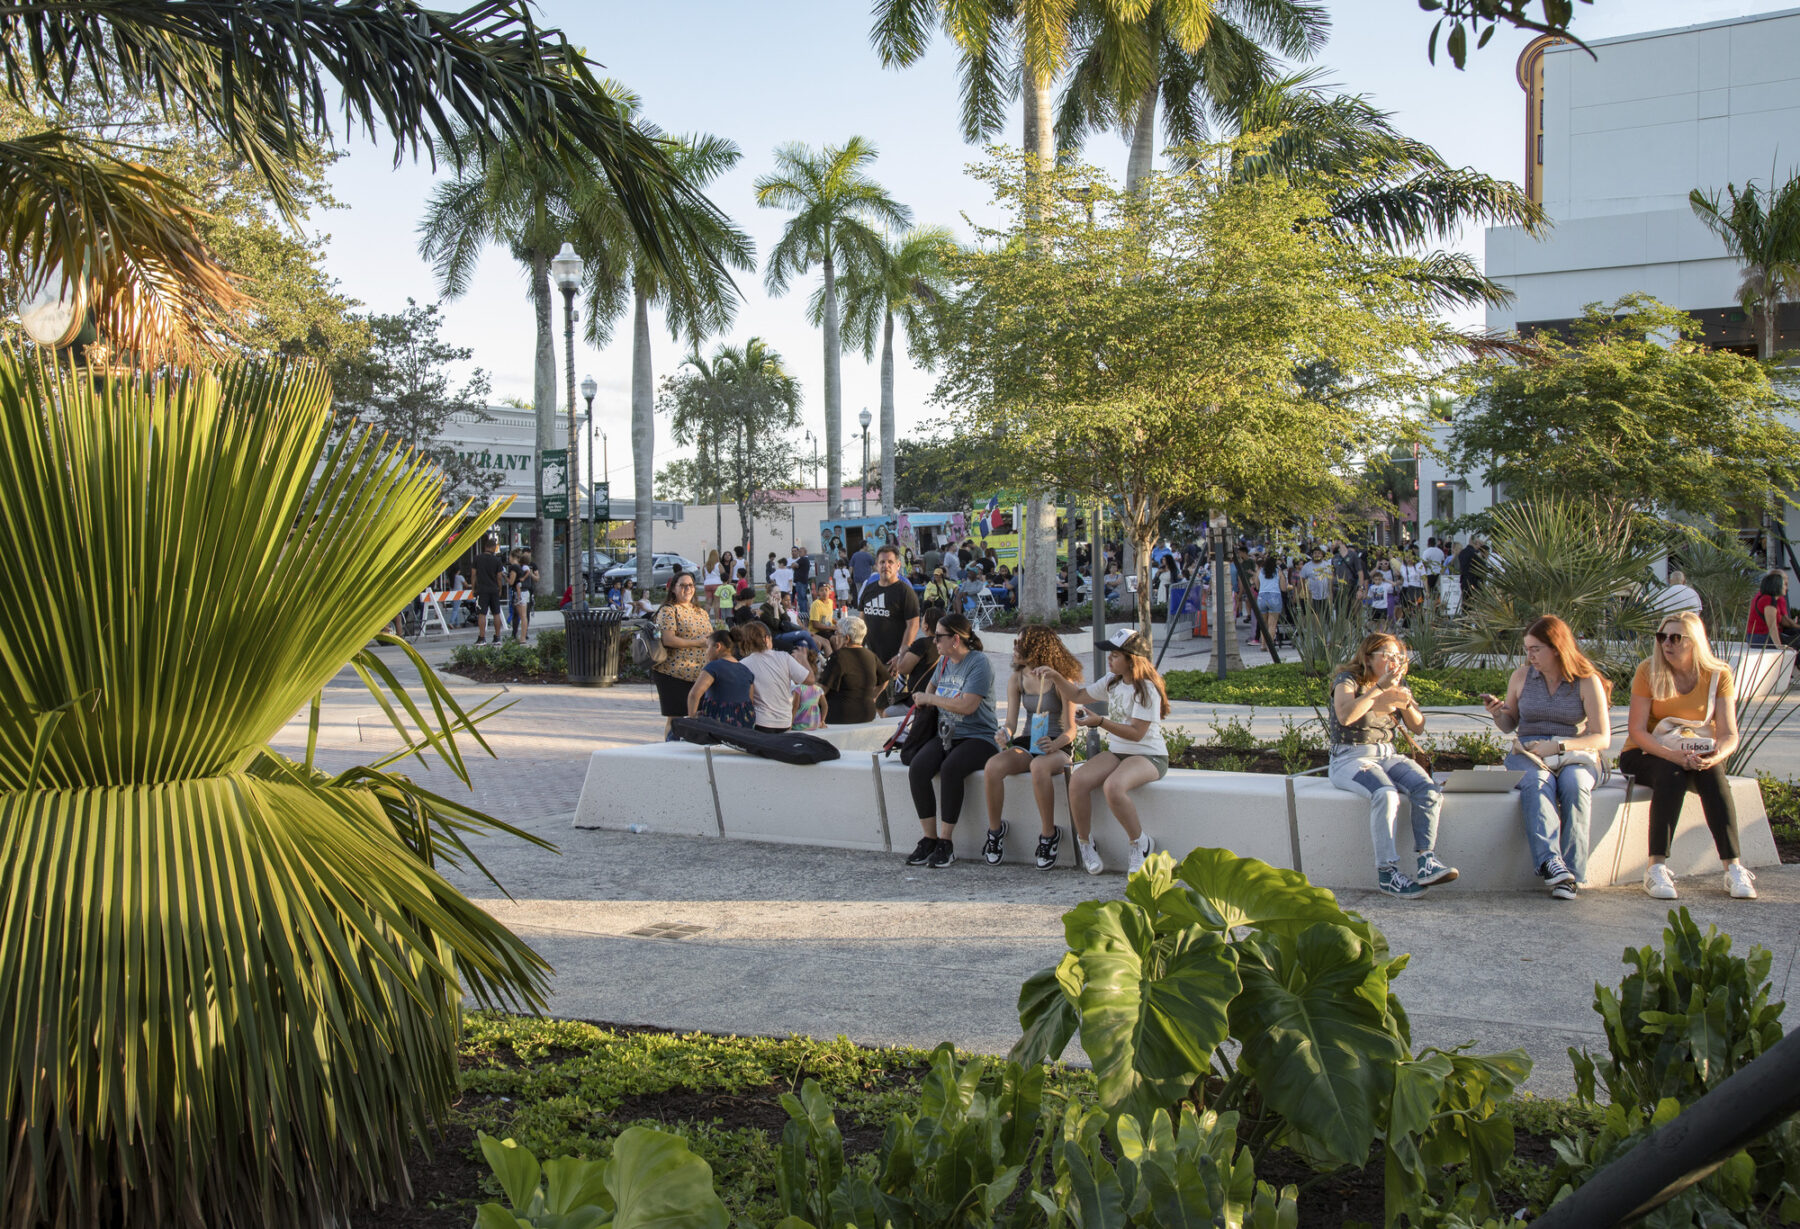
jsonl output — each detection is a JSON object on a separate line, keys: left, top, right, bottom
{"left": 630, "top": 619, "right": 666, "bottom": 667}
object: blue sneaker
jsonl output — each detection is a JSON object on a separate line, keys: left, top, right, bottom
{"left": 1416, "top": 852, "right": 1459, "bottom": 886}
{"left": 1378, "top": 866, "right": 1429, "bottom": 899}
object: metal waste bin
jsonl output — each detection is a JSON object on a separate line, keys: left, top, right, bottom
{"left": 564, "top": 606, "right": 624, "bottom": 686}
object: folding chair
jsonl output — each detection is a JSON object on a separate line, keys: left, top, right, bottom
{"left": 971, "top": 587, "right": 1001, "bottom": 630}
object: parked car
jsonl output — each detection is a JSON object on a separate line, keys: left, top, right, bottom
{"left": 580, "top": 549, "right": 617, "bottom": 589}
{"left": 601, "top": 554, "right": 701, "bottom": 591}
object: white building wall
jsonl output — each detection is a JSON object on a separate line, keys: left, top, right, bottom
{"left": 1486, "top": 8, "right": 1800, "bottom": 331}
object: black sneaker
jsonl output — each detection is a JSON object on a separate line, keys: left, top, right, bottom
{"left": 927, "top": 838, "right": 956, "bottom": 869}
{"left": 905, "top": 837, "right": 937, "bottom": 866}
{"left": 1035, "top": 826, "right": 1062, "bottom": 870}
{"left": 983, "top": 821, "right": 1007, "bottom": 865}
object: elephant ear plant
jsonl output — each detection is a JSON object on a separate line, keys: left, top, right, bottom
{"left": 0, "top": 355, "right": 551, "bottom": 1228}
{"left": 1012, "top": 849, "right": 1532, "bottom": 1226}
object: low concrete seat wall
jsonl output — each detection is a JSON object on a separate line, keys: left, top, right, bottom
{"left": 573, "top": 742, "right": 1780, "bottom": 888}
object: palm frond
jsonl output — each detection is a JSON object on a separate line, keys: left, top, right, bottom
{"left": 0, "top": 352, "right": 547, "bottom": 1227}
{"left": 0, "top": 131, "right": 249, "bottom": 363}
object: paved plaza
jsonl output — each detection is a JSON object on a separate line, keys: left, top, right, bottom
{"left": 269, "top": 629, "right": 1800, "bottom": 1097}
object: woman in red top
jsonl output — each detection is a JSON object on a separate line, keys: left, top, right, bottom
{"left": 1746, "top": 572, "right": 1799, "bottom": 648}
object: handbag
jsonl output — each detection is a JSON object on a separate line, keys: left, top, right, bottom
{"left": 630, "top": 619, "right": 667, "bottom": 667}
{"left": 1651, "top": 669, "right": 1721, "bottom": 758}
{"left": 1512, "top": 739, "right": 1611, "bottom": 787}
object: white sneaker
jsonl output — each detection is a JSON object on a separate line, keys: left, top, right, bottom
{"left": 1726, "top": 864, "right": 1758, "bottom": 900}
{"left": 1644, "top": 864, "right": 1679, "bottom": 900}
{"left": 1077, "top": 838, "right": 1104, "bottom": 875}
{"left": 1127, "top": 834, "right": 1155, "bottom": 874}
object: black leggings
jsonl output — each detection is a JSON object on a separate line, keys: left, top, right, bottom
{"left": 1619, "top": 746, "right": 1740, "bottom": 860}
{"left": 908, "top": 737, "right": 1000, "bottom": 825}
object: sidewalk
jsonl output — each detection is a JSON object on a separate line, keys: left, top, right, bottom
{"left": 269, "top": 642, "right": 1800, "bottom": 1096}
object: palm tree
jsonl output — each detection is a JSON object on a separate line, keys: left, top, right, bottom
{"left": 417, "top": 122, "right": 584, "bottom": 582}
{"left": 1056, "top": 0, "right": 1330, "bottom": 191}
{"left": 0, "top": 2, "right": 723, "bottom": 365}
{"left": 580, "top": 130, "right": 755, "bottom": 591}
{"left": 1691, "top": 170, "right": 1800, "bottom": 362}
{"left": 1222, "top": 70, "right": 1546, "bottom": 309}
{"left": 667, "top": 338, "right": 804, "bottom": 557}
{"left": 839, "top": 226, "right": 955, "bottom": 515}
{"left": 755, "top": 138, "right": 911, "bottom": 520}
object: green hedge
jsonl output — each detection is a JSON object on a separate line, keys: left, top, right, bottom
{"left": 1164, "top": 663, "right": 1514, "bottom": 707}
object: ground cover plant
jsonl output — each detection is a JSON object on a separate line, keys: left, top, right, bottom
{"left": 360, "top": 865, "right": 1800, "bottom": 1228}
{"left": 1164, "top": 664, "right": 1512, "bottom": 708}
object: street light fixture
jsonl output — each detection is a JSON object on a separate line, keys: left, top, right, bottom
{"left": 551, "top": 241, "right": 584, "bottom": 604}
{"left": 581, "top": 373, "right": 597, "bottom": 596}
{"left": 858, "top": 407, "right": 872, "bottom": 516}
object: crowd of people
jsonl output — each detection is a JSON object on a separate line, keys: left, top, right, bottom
{"left": 604, "top": 532, "right": 1769, "bottom": 901}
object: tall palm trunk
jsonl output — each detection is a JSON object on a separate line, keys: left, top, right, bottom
{"left": 1759, "top": 292, "right": 1776, "bottom": 362}
{"left": 1125, "top": 84, "right": 1157, "bottom": 192}
{"left": 532, "top": 252, "right": 555, "bottom": 562}
{"left": 822, "top": 252, "right": 843, "bottom": 519}
{"left": 631, "top": 287, "right": 655, "bottom": 593}
{"left": 880, "top": 309, "right": 896, "bottom": 514}
{"left": 1020, "top": 74, "right": 1060, "bottom": 623}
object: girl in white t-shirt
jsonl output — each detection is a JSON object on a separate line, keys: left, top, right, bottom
{"left": 1032, "top": 628, "right": 1172, "bottom": 876}
{"left": 1366, "top": 570, "right": 1394, "bottom": 625}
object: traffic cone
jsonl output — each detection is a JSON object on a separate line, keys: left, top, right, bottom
{"left": 1194, "top": 599, "right": 1209, "bottom": 639}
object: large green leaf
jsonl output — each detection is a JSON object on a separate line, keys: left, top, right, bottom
{"left": 1074, "top": 902, "right": 1241, "bottom": 1124}
{"left": 1171, "top": 847, "right": 1352, "bottom": 934}
{"left": 604, "top": 1127, "right": 729, "bottom": 1229}
{"left": 1010, "top": 951, "right": 1083, "bottom": 1067}
{"left": 0, "top": 355, "right": 547, "bottom": 1229}
{"left": 1230, "top": 925, "right": 1408, "bottom": 1168}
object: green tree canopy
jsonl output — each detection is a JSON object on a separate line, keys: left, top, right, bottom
{"left": 929, "top": 146, "right": 1449, "bottom": 625}
{"left": 330, "top": 299, "right": 499, "bottom": 506}
{"left": 1444, "top": 295, "right": 1800, "bottom": 527}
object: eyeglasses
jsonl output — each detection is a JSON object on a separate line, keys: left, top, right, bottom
{"left": 1655, "top": 631, "right": 1686, "bottom": 644}
{"left": 933, "top": 632, "right": 958, "bottom": 642}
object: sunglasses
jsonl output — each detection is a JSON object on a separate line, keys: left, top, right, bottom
{"left": 1654, "top": 631, "right": 1686, "bottom": 644}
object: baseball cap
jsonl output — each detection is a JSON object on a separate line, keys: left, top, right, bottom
{"left": 1107, "top": 627, "right": 1151, "bottom": 658}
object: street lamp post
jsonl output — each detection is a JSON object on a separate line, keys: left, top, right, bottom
{"left": 552, "top": 242, "right": 584, "bottom": 605}
{"left": 581, "top": 373, "right": 597, "bottom": 598}
{"left": 804, "top": 429, "right": 820, "bottom": 491}
{"left": 858, "top": 407, "right": 872, "bottom": 516}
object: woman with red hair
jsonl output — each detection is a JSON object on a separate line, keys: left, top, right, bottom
{"left": 1482, "top": 615, "right": 1612, "bottom": 900}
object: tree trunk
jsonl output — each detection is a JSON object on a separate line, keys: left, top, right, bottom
{"left": 532, "top": 251, "right": 555, "bottom": 562}
{"left": 822, "top": 253, "right": 843, "bottom": 520}
{"left": 880, "top": 309, "right": 897, "bottom": 515}
{"left": 1761, "top": 296, "right": 1776, "bottom": 363}
{"left": 1019, "top": 72, "right": 1061, "bottom": 623}
{"left": 1126, "top": 83, "right": 1157, "bottom": 192}
{"left": 631, "top": 287, "right": 655, "bottom": 594}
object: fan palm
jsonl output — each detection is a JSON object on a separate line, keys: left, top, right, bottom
{"left": 755, "top": 138, "right": 911, "bottom": 520}
{"left": 0, "top": 353, "right": 550, "bottom": 1226}
{"left": 577, "top": 128, "right": 754, "bottom": 590}
{"left": 0, "top": 1, "right": 723, "bottom": 364}
{"left": 1056, "top": 0, "right": 1330, "bottom": 190}
{"left": 839, "top": 226, "right": 955, "bottom": 515}
{"left": 1690, "top": 169, "right": 1800, "bottom": 362}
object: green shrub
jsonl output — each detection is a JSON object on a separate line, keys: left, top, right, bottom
{"left": 451, "top": 640, "right": 553, "bottom": 675}
{"left": 1208, "top": 709, "right": 1262, "bottom": 752}
{"left": 1207, "top": 752, "right": 1252, "bottom": 773}
{"left": 1165, "top": 663, "right": 1511, "bottom": 707}
{"left": 1757, "top": 772, "right": 1800, "bottom": 843}
{"left": 1162, "top": 725, "right": 1196, "bottom": 762}
{"left": 476, "top": 1128, "right": 727, "bottom": 1229}
{"left": 1272, "top": 715, "right": 1325, "bottom": 774}
{"left": 534, "top": 628, "right": 566, "bottom": 673}
{"left": 1427, "top": 727, "right": 1510, "bottom": 766}
{"left": 1561, "top": 907, "right": 1796, "bottom": 1224}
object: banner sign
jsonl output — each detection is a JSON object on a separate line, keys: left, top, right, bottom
{"left": 541, "top": 448, "right": 569, "bottom": 518}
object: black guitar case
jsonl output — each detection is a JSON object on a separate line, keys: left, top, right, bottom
{"left": 670, "top": 716, "right": 841, "bottom": 765}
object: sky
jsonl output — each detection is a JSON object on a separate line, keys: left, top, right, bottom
{"left": 315, "top": 0, "right": 1790, "bottom": 499}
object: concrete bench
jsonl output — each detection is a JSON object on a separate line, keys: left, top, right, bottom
{"left": 573, "top": 742, "right": 1780, "bottom": 888}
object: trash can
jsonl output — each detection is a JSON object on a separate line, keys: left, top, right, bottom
{"left": 565, "top": 606, "right": 624, "bottom": 686}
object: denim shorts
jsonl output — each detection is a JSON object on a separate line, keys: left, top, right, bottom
{"left": 1256, "top": 592, "right": 1282, "bottom": 614}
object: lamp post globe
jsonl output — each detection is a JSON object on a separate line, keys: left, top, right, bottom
{"left": 858, "top": 407, "right": 872, "bottom": 516}
{"left": 551, "top": 242, "right": 584, "bottom": 602}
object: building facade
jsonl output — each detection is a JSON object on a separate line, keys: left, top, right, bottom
{"left": 1421, "top": 7, "right": 1800, "bottom": 535}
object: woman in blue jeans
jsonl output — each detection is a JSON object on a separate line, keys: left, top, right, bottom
{"left": 1328, "top": 633, "right": 1457, "bottom": 899}
{"left": 1481, "top": 614, "right": 1612, "bottom": 900}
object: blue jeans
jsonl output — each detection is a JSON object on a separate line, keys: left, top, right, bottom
{"left": 1328, "top": 745, "right": 1443, "bottom": 871}
{"left": 1504, "top": 751, "right": 1595, "bottom": 882}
